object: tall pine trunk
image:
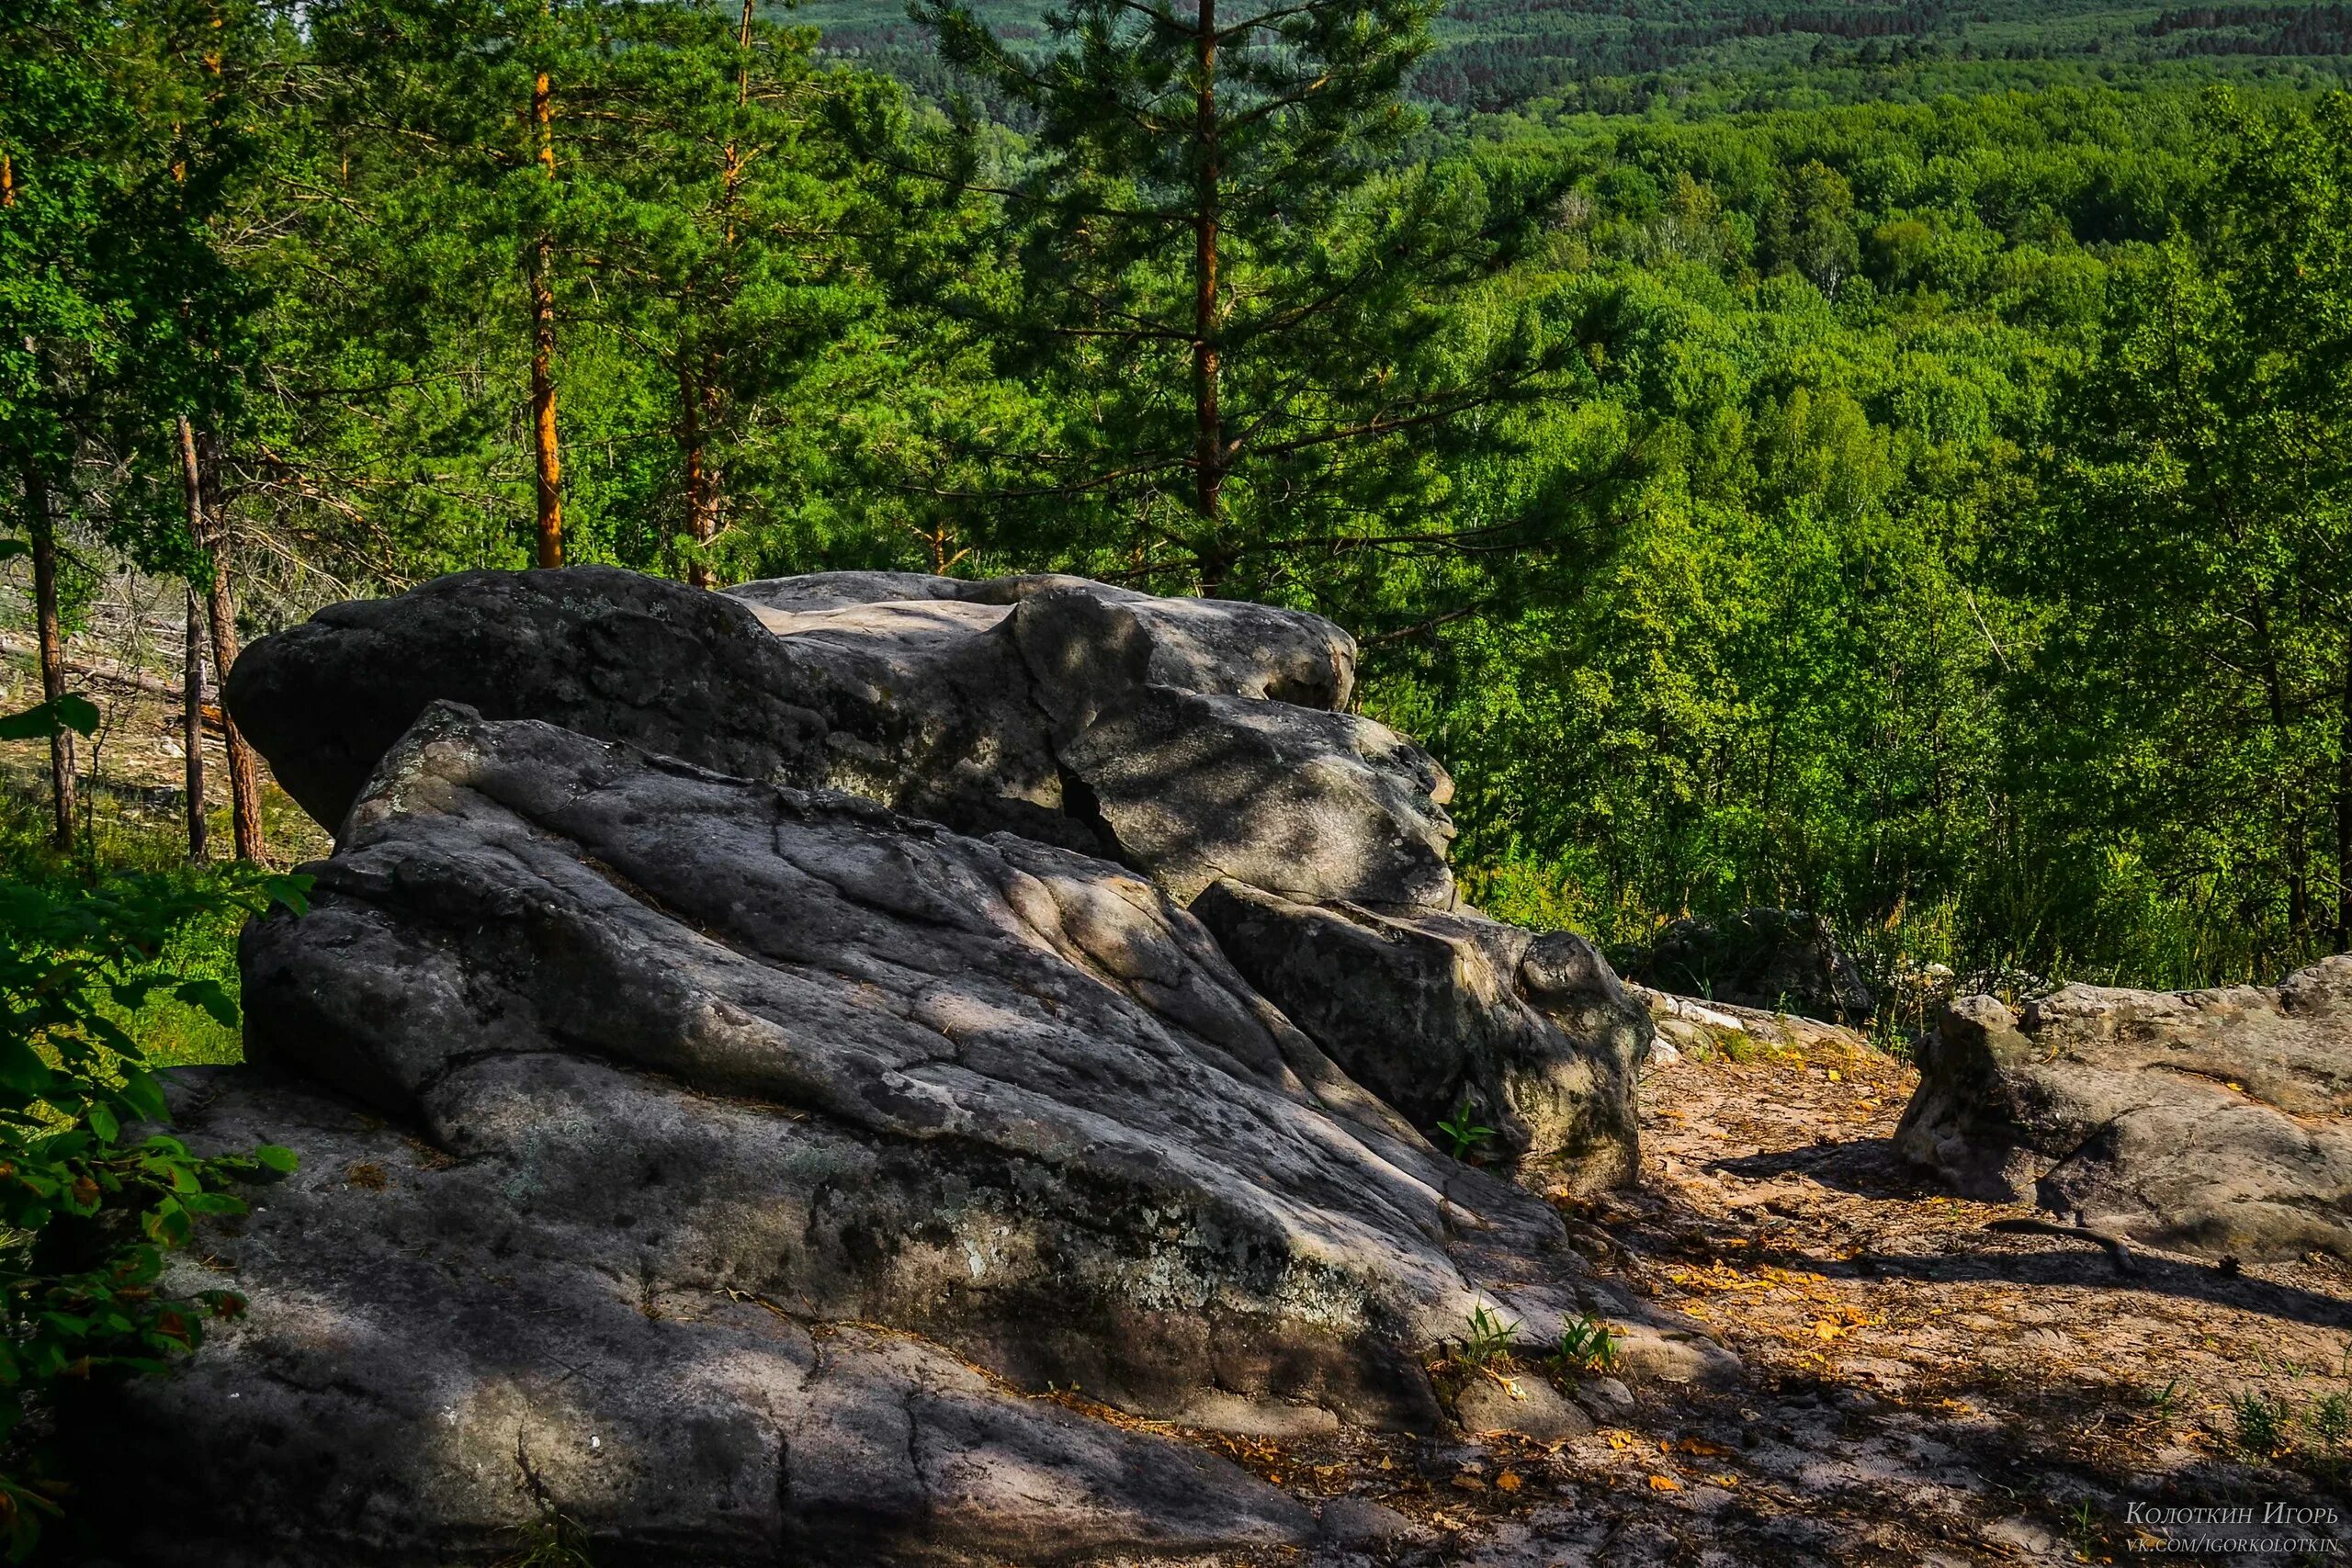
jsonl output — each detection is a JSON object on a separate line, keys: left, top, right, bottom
{"left": 176, "top": 418, "right": 210, "bottom": 863}
{"left": 21, "top": 461, "right": 74, "bottom": 852}
{"left": 673, "top": 0, "right": 759, "bottom": 592}
{"left": 529, "top": 62, "right": 564, "bottom": 569}
{"left": 2251, "top": 593, "right": 2307, "bottom": 940}
{"left": 1190, "top": 0, "right": 1225, "bottom": 592}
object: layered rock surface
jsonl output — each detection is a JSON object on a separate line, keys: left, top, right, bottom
{"left": 80, "top": 703, "right": 1720, "bottom": 1563}
{"left": 1896, "top": 958, "right": 2352, "bottom": 1259}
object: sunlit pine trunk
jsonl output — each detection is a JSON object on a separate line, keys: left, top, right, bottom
{"left": 529, "top": 55, "right": 564, "bottom": 568}
{"left": 2337, "top": 633, "right": 2351, "bottom": 953}
{"left": 2251, "top": 593, "right": 2308, "bottom": 939}
{"left": 679, "top": 359, "right": 720, "bottom": 589}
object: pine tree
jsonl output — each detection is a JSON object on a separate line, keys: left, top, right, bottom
{"left": 587, "top": 0, "right": 898, "bottom": 587}
{"left": 914, "top": 0, "right": 1573, "bottom": 598}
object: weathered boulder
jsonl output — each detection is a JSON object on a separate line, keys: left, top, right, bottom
{"left": 79, "top": 705, "right": 1724, "bottom": 1562}
{"left": 220, "top": 564, "right": 831, "bottom": 831}
{"left": 1191, "top": 882, "right": 1645, "bottom": 1193}
{"left": 1629, "top": 908, "right": 1874, "bottom": 1025}
{"left": 228, "top": 566, "right": 1456, "bottom": 910}
{"left": 1894, "top": 958, "right": 2352, "bottom": 1260}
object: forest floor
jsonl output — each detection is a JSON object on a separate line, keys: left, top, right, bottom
{"left": 1144, "top": 1034, "right": 2352, "bottom": 1566}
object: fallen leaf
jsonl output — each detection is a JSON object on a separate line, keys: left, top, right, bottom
{"left": 1676, "top": 1438, "right": 1736, "bottom": 1457}
{"left": 1646, "top": 1474, "right": 1681, "bottom": 1492}
{"left": 1452, "top": 1472, "right": 1487, "bottom": 1493}
{"left": 1496, "top": 1470, "right": 1523, "bottom": 1493}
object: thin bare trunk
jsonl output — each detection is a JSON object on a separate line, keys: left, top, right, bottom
{"left": 530, "top": 62, "right": 564, "bottom": 568}
{"left": 23, "top": 462, "right": 74, "bottom": 851}
{"left": 176, "top": 417, "right": 210, "bottom": 863}
{"left": 679, "top": 361, "right": 717, "bottom": 590}
{"left": 184, "top": 584, "right": 208, "bottom": 863}
{"left": 2250, "top": 593, "right": 2307, "bottom": 936}
{"left": 188, "top": 426, "right": 263, "bottom": 859}
{"left": 204, "top": 550, "right": 264, "bottom": 860}
{"left": 1191, "top": 0, "right": 1224, "bottom": 583}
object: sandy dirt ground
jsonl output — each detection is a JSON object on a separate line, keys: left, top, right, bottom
{"left": 1100, "top": 1033, "right": 2352, "bottom": 1566}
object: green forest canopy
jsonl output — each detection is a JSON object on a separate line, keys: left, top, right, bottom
{"left": 6, "top": 0, "right": 2352, "bottom": 1004}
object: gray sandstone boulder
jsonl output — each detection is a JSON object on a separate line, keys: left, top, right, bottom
{"left": 1894, "top": 959, "right": 2352, "bottom": 1259}
{"left": 228, "top": 566, "right": 1456, "bottom": 910}
{"left": 1629, "top": 908, "right": 1875, "bottom": 1025}
{"left": 1451, "top": 1373, "right": 1595, "bottom": 1441}
{"left": 72, "top": 1070, "right": 1317, "bottom": 1568}
{"left": 220, "top": 565, "right": 831, "bottom": 831}
{"left": 74, "top": 705, "right": 1728, "bottom": 1562}
{"left": 1190, "top": 882, "right": 1645, "bottom": 1192}
{"left": 726, "top": 569, "right": 1358, "bottom": 708}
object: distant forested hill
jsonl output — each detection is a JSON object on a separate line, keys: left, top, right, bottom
{"left": 793, "top": 0, "right": 2352, "bottom": 111}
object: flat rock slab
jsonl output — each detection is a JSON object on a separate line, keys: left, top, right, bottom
{"left": 1453, "top": 1374, "right": 1596, "bottom": 1441}
{"left": 1895, "top": 958, "right": 2352, "bottom": 1259}
{"left": 229, "top": 566, "right": 1457, "bottom": 909}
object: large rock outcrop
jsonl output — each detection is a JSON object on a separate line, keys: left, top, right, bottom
{"left": 1895, "top": 959, "right": 2352, "bottom": 1259}
{"left": 228, "top": 566, "right": 1456, "bottom": 910}
{"left": 75, "top": 705, "right": 1724, "bottom": 1563}
{"left": 1191, "top": 881, "right": 1647, "bottom": 1191}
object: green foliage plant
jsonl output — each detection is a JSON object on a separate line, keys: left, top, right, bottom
{"left": 0, "top": 702, "right": 305, "bottom": 1557}
{"left": 1434, "top": 1098, "right": 1497, "bottom": 1160}
{"left": 2230, "top": 1390, "right": 2290, "bottom": 1458}
{"left": 1549, "top": 1312, "right": 1619, "bottom": 1374}
{"left": 1455, "top": 1303, "right": 1521, "bottom": 1371}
